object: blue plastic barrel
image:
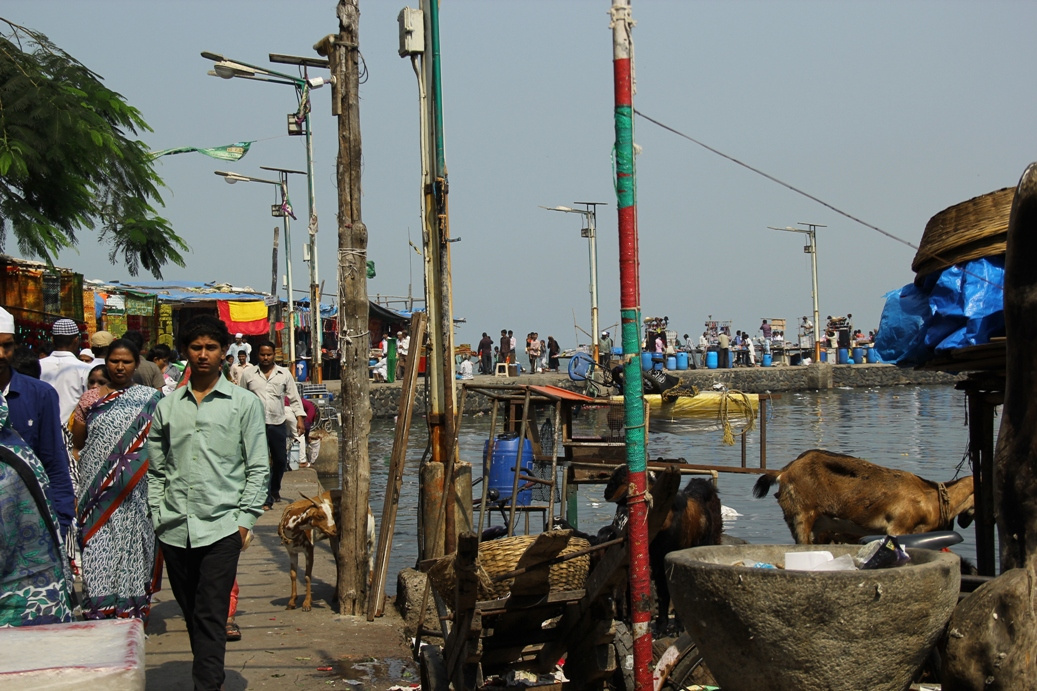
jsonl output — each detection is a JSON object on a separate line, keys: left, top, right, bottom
{"left": 675, "top": 352, "right": 689, "bottom": 370}
{"left": 866, "top": 346, "right": 880, "bottom": 363}
{"left": 819, "top": 350, "right": 827, "bottom": 363}
{"left": 652, "top": 354, "right": 664, "bottom": 371}
{"left": 837, "top": 348, "right": 849, "bottom": 364}
{"left": 295, "top": 359, "right": 308, "bottom": 382}
{"left": 762, "top": 353, "right": 773, "bottom": 367}
{"left": 641, "top": 352, "right": 653, "bottom": 371}
{"left": 612, "top": 346, "right": 623, "bottom": 356}
{"left": 484, "top": 435, "right": 534, "bottom": 506}
{"left": 706, "top": 351, "right": 719, "bottom": 369}
{"left": 852, "top": 347, "right": 865, "bottom": 364}
{"left": 665, "top": 355, "right": 677, "bottom": 370}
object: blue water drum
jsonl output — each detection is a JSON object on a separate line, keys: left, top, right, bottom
{"left": 652, "top": 354, "right": 664, "bottom": 371}
{"left": 675, "top": 352, "right": 689, "bottom": 370}
{"left": 706, "top": 351, "right": 719, "bottom": 369}
{"left": 852, "top": 347, "right": 865, "bottom": 364}
{"left": 612, "top": 346, "right": 623, "bottom": 356}
{"left": 295, "top": 359, "right": 308, "bottom": 382}
{"left": 665, "top": 355, "right": 677, "bottom": 370}
{"left": 641, "top": 352, "right": 654, "bottom": 371}
{"left": 762, "top": 353, "right": 773, "bottom": 367}
{"left": 837, "top": 348, "right": 849, "bottom": 364}
{"left": 819, "top": 350, "right": 827, "bottom": 363}
{"left": 484, "top": 435, "right": 534, "bottom": 506}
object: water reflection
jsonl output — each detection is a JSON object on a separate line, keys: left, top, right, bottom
{"left": 330, "top": 384, "right": 989, "bottom": 593}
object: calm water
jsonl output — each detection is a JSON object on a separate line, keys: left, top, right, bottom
{"left": 337, "top": 383, "right": 985, "bottom": 593}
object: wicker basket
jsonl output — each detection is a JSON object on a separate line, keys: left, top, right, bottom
{"left": 912, "top": 187, "right": 1013, "bottom": 279}
{"left": 427, "top": 531, "right": 591, "bottom": 602}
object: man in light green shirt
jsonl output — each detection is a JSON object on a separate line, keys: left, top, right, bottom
{"left": 146, "top": 315, "right": 268, "bottom": 691}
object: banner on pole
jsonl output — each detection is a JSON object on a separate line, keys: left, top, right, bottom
{"left": 150, "top": 141, "right": 252, "bottom": 161}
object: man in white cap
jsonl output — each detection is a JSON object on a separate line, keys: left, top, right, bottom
{"left": 40, "top": 318, "right": 93, "bottom": 423}
{"left": 0, "top": 307, "right": 74, "bottom": 538}
{"left": 226, "top": 333, "right": 251, "bottom": 364}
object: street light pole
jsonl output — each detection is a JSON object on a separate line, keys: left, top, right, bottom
{"left": 542, "top": 202, "right": 607, "bottom": 362}
{"left": 216, "top": 168, "right": 306, "bottom": 365}
{"left": 768, "top": 223, "right": 825, "bottom": 362}
{"left": 203, "top": 50, "right": 331, "bottom": 381}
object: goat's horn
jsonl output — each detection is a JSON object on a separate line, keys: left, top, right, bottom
{"left": 299, "top": 492, "right": 321, "bottom": 506}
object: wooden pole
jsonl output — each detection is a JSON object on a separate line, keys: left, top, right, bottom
{"left": 366, "top": 311, "right": 426, "bottom": 619}
{"left": 316, "top": 0, "right": 371, "bottom": 615}
{"left": 611, "top": 2, "right": 653, "bottom": 688}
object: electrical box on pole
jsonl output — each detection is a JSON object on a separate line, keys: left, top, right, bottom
{"left": 397, "top": 8, "right": 424, "bottom": 56}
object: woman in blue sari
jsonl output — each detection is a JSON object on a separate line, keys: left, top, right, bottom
{"left": 0, "top": 391, "right": 75, "bottom": 626}
{"left": 72, "top": 338, "right": 162, "bottom": 620}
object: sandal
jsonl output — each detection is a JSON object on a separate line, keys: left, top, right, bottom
{"left": 226, "top": 621, "right": 242, "bottom": 641}
{"left": 262, "top": 505, "right": 272, "bottom": 512}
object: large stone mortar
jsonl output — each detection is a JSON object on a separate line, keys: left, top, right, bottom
{"left": 665, "top": 544, "right": 960, "bottom": 691}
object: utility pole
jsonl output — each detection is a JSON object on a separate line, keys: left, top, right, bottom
{"left": 316, "top": 0, "right": 370, "bottom": 616}
{"left": 270, "top": 226, "right": 280, "bottom": 341}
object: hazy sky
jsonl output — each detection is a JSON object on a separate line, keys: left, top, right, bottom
{"left": 5, "top": 1, "right": 1035, "bottom": 350}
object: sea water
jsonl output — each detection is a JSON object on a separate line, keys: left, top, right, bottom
{"left": 327, "top": 383, "right": 985, "bottom": 593}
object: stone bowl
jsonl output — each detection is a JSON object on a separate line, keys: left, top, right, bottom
{"left": 665, "top": 544, "right": 960, "bottom": 691}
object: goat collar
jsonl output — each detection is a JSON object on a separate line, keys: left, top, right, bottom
{"left": 937, "top": 482, "right": 951, "bottom": 528}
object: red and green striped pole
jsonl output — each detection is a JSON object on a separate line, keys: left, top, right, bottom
{"left": 611, "top": 1, "right": 652, "bottom": 688}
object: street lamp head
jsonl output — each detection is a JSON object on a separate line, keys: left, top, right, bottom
{"left": 213, "top": 61, "right": 257, "bottom": 80}
{"left": 200, "top": 51, "right": 225, "bottom": 62}
{"left": 306, "top": 76, "right": 332, "bottom": 89}
{"left": 214, "top": 170, "right": 247, "bottom": 184}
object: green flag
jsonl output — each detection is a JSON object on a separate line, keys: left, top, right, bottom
{"left": 367, "top": 261, "right": 376, "bottom": 278}
{"left": 150, "top": 141, "right": 252, "bottom": 161}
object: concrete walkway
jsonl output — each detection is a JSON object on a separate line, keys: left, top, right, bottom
{"left": 144, "top": 468, "right": 417, "bottom": 690}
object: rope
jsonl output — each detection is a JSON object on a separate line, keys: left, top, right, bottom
{"left": 936, "top": 482, "right": 951, "bottom": 528}
{"left": 717, "top": 389, "right": 758, "bottom": 446}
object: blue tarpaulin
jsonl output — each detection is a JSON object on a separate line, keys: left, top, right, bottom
{"left": 876, "top": 257, "right": 1005, "bottom": 366}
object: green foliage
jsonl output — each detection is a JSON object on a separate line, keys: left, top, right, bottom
{"left": 0, "top": 18, "right": 187, "bottom": 277}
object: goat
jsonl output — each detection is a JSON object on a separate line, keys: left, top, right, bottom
{"left": 605, "top": 465, "right": 723, "bottom": 634}
{"left": 278, "top": 490, "right": 375, "bottom": 611}
{"left": 752, "top": 449, "right": 975, "bottom": 544}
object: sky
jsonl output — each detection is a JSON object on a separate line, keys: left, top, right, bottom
{"left": 5, "top": 1, "right": 1036, "bottom": 351}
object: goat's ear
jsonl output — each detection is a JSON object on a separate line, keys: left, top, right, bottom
{"left": 957, "top": 508, "right": 975, "bottom": 529}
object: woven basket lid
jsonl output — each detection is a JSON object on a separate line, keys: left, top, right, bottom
{"left": 912, "top": 187, "right": 1013, "bottom": 278}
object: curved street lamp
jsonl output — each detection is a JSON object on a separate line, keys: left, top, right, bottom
{"left": 216, "top": 168, "right": 305, "bottom": 364}
{"left": 203, "top": 50, "right": 331, "bottom": 381}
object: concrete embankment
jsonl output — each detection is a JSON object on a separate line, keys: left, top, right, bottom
{"left": 322, "top": 363, "right": 962, "bottom": 419}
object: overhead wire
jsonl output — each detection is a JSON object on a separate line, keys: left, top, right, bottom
{"left": 633, "top": 109, "right": 1004, "bottom": 291}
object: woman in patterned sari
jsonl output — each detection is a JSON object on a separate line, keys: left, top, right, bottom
{"left": 72, "top": 338, "right": 162, "bottom": 620}
{"left": 0, "top": 391, "right": 75, "bottom": 626}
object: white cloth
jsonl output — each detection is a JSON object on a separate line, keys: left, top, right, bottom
{"left": 237, "top": 364, "right": 304, "bottom": 425}
{"left": 39, "top": 350, "right": 91, "bottom": 422}
{"left": 397, "top": 335, "right": 410, "bottom": 358}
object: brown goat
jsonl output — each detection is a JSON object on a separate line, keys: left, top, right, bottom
{"left": 753, "top": 449, "right": 975, "bottom": 544}
{"left": 278, "top": 490, "right": 375, "bottom": 611}
{"left": 606, "top": 465, "right": 723, "bottom": 633}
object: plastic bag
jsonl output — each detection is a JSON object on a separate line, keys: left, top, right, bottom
{"left": 855, "top": 536, "right": 910, "bottom": 570}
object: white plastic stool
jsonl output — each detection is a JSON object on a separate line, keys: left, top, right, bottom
{"left": 495, "top": 362, "right": 509, "bottom": 377}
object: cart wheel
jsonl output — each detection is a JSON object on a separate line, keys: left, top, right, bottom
{"left": 610, "top": 620, "right": 635, "bottom": 691}
{"left": 419, "top": 645, "right": 449, "bottom": 691}
{"left": 656, "top": 632, "right": 714, "bottom": 690}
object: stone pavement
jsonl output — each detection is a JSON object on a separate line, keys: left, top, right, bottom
{"left": 144, "top": 468, "right": 418, "bottom": 690}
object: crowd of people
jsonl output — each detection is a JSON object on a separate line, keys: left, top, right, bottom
{"left": 0, "top": 308, "right": 319, "bottom": 689}
{"left": 467, "top": 330, "right": 560, "bottom": 376}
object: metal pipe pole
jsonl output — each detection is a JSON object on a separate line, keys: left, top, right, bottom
{"left": 586, "top": 205, "right": 600, "bottom": 364}
{"left": 305, "top": 107, "right": 323, "bottom": 382}
{"left": 807, "top": 225, "right": 821, "bottom": 363}
{"left": 280, "top": 171, "right": 297, "bottom": 365}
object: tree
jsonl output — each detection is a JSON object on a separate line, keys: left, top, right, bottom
{"left": 0, "top": 18, "right": 187, "bottom": 277}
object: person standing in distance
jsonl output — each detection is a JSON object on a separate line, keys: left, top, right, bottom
{"left": 146, "top": 316, "right": 268, "bottom": 690}
{"left": 237, "top": 340, "right": 305, "bottom": 510}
